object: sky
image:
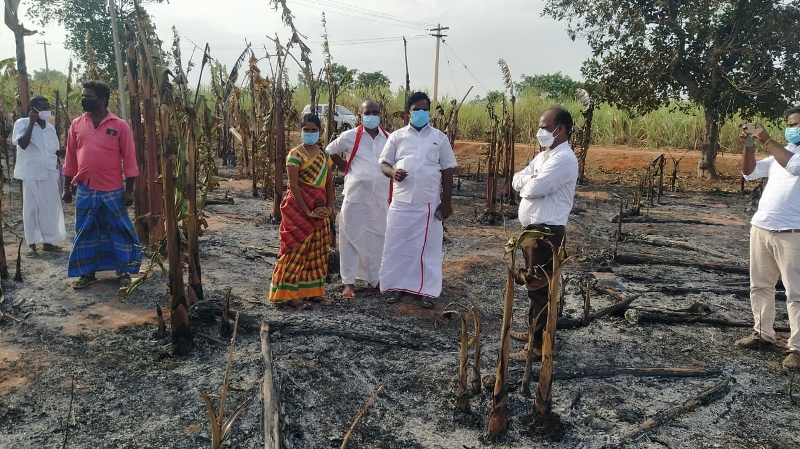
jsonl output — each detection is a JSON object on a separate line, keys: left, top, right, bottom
{"left": 1, "top": 0, "right": 592, "bottom": 100}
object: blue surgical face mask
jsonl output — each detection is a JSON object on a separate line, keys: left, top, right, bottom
{"left": 410, "top": 110, "right": 430, "bottom": 128}
{"left": 301, "top": 132, "right": 319, "bottom": 145}
{"left": 786, "top": 127, "right": 800, "bottom": 145}
{"left": 362, "top": 115, "right": 380, "bottom": 129}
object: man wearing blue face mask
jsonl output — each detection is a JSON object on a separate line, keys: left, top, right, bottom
{"left": 378, "top": 92, "right": 458, "bottom": 309}
{"left": 509, "top": 107, "right": 578, "bottom": 361}
{"left": 12, "top": 95, "right": 67, "bottom": 255}
{"left": 326, "top": 99, "right": 391, "bottom": 299}
{"left": 737, "top": 106, "right": 800, "bottom": 371}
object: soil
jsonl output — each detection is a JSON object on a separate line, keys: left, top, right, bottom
{"left": 1, "top": 144, "right": 798, "bottom": 449}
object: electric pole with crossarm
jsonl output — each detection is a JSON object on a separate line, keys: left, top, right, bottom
{"left": 430, "top": 24, "right": 448, "bottom": 118}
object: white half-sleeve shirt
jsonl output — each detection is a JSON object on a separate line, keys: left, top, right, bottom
{"left": 378, "top": 124, "right": 458, "bottom": 204}
{"left": 12, "top": 118, "right": 60, "bottom": 181}
{"left": 744, "top": 143, "right": 800, "bottom": 230}
{"left": 325, "top": 126, "right": 390, "bottom": 205}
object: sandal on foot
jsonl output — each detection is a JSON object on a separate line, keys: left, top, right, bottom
{"left": 42, "top": 243, "right": 62, "bottom": 252}
{"left": 278, "top": 299, "right": 311, "bottom": 310}
{"left": 385, "top": 292, "right": 403, "bottom": 304}
{"left": 341, "top": 288, "right": 356, "bottom": 300}
{"left": 309, "top": 296, "right": 332, "bottom": 306}
{"left": 510, "top": 330, "right": 530, "bottom": 342}
{"left": 73, "top": 275, "right": 99, "bottom": 289}
{"left": 420, "top": 298, "right": 435, "bottom": 309}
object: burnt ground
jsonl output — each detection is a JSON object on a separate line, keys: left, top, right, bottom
{"left": 1, "top": 145, "right": 799, "bottom": 449}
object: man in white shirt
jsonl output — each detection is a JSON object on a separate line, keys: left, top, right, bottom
{"left": 510, "top": 107, "right": 578, "bottom": 359}
{"left": 378, "top": 92, "right": 458, "bottom": 309}
{"left": 326, "top": 99, "right": 390, "bottom": 299}
{"left": 736, "top": 106, "right": 800, "bottom": 371}
{"left": 12, "top": 96, "right": 67, "bottom": 255}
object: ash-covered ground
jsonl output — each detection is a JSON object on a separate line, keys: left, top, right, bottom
{"left": 1, "top": 149, "right": 799, "bottom": 449}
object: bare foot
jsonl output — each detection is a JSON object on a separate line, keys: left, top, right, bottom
{"left": 309, "top": 296, "right": 332, "bottom": 306}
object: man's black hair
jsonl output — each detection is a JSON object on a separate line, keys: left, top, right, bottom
{"left": 82, "top": 80, "right": 111, "bottom": 103}
{"left": 300, "top": 113, "right": 322, "bottom": 128}
{"left": 406, "top": 91, "right": 430, "bottom": 111}
{"left": 30, "top": 95, "right": 49, "bottom": 109}
{"left": 785, "top": 106, "right": 800, "bottom": 118}
{"left": 549, "top": 106, "right": 574, "bottom": 137}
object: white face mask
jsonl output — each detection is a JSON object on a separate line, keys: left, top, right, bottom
{"left": 536, "top": 127, "right": 559, "bottom": 148}
{"left": 38, "top": 110, "right": 52, "bottom": 121}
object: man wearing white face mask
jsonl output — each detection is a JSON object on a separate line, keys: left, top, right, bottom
{"left": 378, "top": 91, "right": 458, "bottom": 309}
{"left": 736, "top": 106, "right": 800, "bottom": 371}
{"left": 326, "top": 99, "right": 391, "bottom": 299}
{"left": 509, "top": 106, "right": 578, "bottom": 361}
{"left": 12, "top": 95, "right": 67, "bottom": 255}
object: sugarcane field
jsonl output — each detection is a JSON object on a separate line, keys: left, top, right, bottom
{"left": 2, "top": 0, "right": 800, "bottom": 448}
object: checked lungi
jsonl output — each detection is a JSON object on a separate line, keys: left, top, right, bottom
{"left": 67, "top": 183, "right": 142, "bottom": 277}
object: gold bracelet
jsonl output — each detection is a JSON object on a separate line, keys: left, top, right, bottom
{"left": 764, "top": 138, "right": 775, "bottom": 146}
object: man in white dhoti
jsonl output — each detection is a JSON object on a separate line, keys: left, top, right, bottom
{"left": 12, "top": 96, "right": 67, "bottom": 255}
{"left": 378, "top": 92, "right": 457, "bottom": 309}
{"left": 326, "top": 99, "right": 390, "bottom": 299}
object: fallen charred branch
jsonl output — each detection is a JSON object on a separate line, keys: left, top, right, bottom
{"left": 557, "top": 289, "right": 638, "bottom": 330}
{"left": 516, "top": 366, "right": 723, "bottom": 382}
{"left": 260, "top": 324, "right": 280, "bottom": 449}
{"left": 614, "top": 252, "right": 749, "bottom": 275}
{"left": 340, "top": 382, "right": 385, "bottom": 449}
{"left": 615, "top": 377, "right": 731, "bottom": 446}
{"left": 626, "top": 235, "right": 732, "bottom": 260}
{"left": 624, "top": 308, "right": 791, "bottom": 332}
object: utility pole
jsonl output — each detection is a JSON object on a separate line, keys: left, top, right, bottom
{"left": 37, "top": 41, "right": 51, "bottom": 76}
{"left": 108, "top": 0, "right": 128, "bottom": 121}
{"left": 430, "top": 24, "right": 448, "bottom": 118}
{"left": 403, "top": 36, "right": 410, "bottom": 125}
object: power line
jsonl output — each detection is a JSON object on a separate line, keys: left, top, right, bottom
{"left": 443, "top": 41, "right": 490, "bottom": 94}
{"left": 442, "top": 42, "right": 458, "bottom": 99}
{"left": 291, "top": 0, "right": 430, "bottom": 31}
{"left": 294, "top": 0, "right": 435, "bottom": 28}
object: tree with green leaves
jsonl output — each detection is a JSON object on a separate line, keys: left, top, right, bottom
{"left": 544, "top": 0, "right": 800, "bottom": 178}
{"left": 515, "top": 72, "right": 580, "bottom": 99}
{"left": 357, "top": 70, "right": 390, "bottom": 88}
{"left": 26, "top": 0, "right": 165, "bottom": 81}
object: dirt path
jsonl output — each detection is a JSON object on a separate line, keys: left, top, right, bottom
{"left": 1, "top": 146, "right": 798, "bottom": 448}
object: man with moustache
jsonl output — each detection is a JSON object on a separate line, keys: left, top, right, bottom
{"left": 62, "top": 81, "right": 142, "bottom": 289}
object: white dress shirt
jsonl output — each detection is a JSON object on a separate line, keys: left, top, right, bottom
{"left": 326, "top": 126, "right": 390, "bottom": 205}
{"left": 512, "top": 141, "right": 578, "bottom": 226}
{"left": 12, "top": 118, "right": 60, "bottom": 181}
{"left": 378, "top": 124, "right": 458, "bottom": 204}
{"left": 744, "top": 143, "right": 800, "bottom": 230}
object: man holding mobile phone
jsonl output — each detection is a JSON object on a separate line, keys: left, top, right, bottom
{"left": 378, "top": 92, "right": 458, "bottom": 309}
{"left": 12, "top": 95, "right": 67, "bottom": 255}
{"left": 737, "top": 106, "right": 800, "bottom": 370}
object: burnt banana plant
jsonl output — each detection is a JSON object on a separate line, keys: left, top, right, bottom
{"left": 437, "top": 303, "right": 482, "bottom": 411}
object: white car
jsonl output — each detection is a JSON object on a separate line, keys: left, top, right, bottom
{"left": 301, "top": 104, "right": 357, "bottom": 131}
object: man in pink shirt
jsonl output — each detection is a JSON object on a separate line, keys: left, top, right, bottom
{"left": 62, "top": 81, "right": 142, "bottom": 289}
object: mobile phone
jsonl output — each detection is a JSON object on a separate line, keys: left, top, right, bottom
{"left": 434, "top": 208, "right": 444, "bottom": 221}
{"left": 743, "top": 123, "right": 756, "bottom": 135}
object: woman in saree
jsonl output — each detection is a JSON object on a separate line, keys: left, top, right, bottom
{"left": 269, "top": 113, "right": 335, "bottom": 309}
